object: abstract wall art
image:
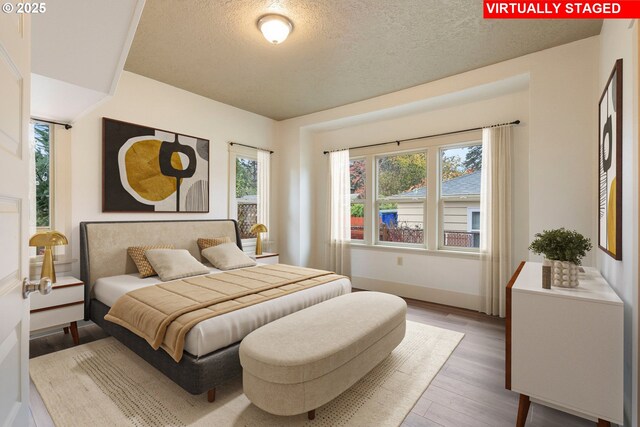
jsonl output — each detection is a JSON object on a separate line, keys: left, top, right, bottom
{"left": 103, "top": 118, "right": 209, "bottom": 213}
{"left": 598, "top": 59, "right": 622, "bottom": 260}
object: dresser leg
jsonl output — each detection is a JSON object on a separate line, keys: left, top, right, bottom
{"left": 597, "top": 420, "right": 611, "bottom": 427}
{"left": 69, "top": 321, "right": 80, "bottom": 345}
{"left": 516, "top": 394, "right": 530, "bottom": 427}
{"left": 207, "top": 388, "right": 216, "bottom": 403}
{"left": 308, "top": 410, "right": 315, "bottom": 420}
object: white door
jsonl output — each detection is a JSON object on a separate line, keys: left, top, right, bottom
{"left": 0, "top": 10, "right": 31, "bottom": 427}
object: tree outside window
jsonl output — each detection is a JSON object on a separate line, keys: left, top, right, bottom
{"left": 33, "top": 123, "right": 51, "bottom": 229}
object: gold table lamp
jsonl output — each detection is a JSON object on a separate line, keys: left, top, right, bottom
{"left": 250, "top": 224, "right": 268, "bottom": 255}
{"left": 29, "top": 231, "right": 68, "bottom": 283}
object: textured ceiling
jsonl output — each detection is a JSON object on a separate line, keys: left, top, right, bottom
{"left": 124, "top": 0, "right": 602, "bottom": 121}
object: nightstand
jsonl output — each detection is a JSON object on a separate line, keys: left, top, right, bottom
{"left": 255, "top": 253, "right": 279, "bottom": 265}
{"left": 30, "top": 276, "right": 84, "bottom": 345}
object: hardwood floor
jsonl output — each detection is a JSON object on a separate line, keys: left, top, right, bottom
{"left": 28, "top": 299, "right": 594, "bottom": 427}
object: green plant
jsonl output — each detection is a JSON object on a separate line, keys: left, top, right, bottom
{"left": 528, "top": 228, "right": 593, "bottom": 265}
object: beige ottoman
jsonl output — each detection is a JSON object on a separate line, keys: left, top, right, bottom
{"left": 239, "top": 291, "right": 407, "bottom": 420}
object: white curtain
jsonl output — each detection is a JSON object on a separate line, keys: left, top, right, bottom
{"left": 257, "top": 149, "right": 270, "bottom": 250}
{"left": 327, "top": 149, "right": 351, "bottom": 275}
{"left": 480, "top": 126, "right": 512, "bottom": 317}
{"left": 28, "top": 124, "right": 37, "bottom": 256}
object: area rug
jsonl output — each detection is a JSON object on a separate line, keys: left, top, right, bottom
{"left": 30, "top": 321, "right": 463, "bottom": 427}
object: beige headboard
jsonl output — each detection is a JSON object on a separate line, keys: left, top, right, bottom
{"left": 80, "top": 220, "right": 242, "bottom": 318}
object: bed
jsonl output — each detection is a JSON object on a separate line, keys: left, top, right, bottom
{"left": 80, "top": 220, "right": 351, "bottom": 399}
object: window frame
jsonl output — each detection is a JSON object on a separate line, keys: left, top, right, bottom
{"left": 347, "top": 134, "right": 482, "bottom": 255}
{"left": 228, "top": 146, "right": 259, "bottom": 248}
{"left": 29, "top": 121, "right": 74, "bottom": 276}
{"left": 437, "top": 140, "right": 482, "bottom": 252}
{"left": 374, "top": 149, "right": 427, "bottom": 248}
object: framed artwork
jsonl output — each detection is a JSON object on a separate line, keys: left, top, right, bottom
{"left": 598, "top": 59, "right": 622, "bottom": 260}
{"left": 103, "top": 118, "right": 210, "bottom": 213}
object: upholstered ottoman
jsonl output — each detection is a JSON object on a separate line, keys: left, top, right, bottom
{"left": 239, "top": 291, "right": 407, "bottom": 420}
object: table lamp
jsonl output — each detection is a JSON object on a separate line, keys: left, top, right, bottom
{"left": 250, "top": 224, "right": 268, "bottom": 255}
{"left": 29, "top": 231, "right": 68, "bottom": 283}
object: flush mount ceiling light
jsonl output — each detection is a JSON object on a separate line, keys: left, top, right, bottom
{"left": 258, "top": 14, "right": 293, "bottom": 45}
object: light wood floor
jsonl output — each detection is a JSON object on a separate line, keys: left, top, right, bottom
{"left": 28, "top": 299, "right": 593, "bottom": 427}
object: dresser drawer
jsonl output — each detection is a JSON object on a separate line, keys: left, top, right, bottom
{"left": 30, "top": 303, "right": 84, "bottom": 331}
{"left": 30, "top": 283, "right": 84, "bottom": 310}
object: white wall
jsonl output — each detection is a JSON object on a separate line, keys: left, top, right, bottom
{"left": 597, "top": 19, "right": 638, "bottom": 427}
{"left": 276, "top": 36, "right": 599, "bottom": 311}
{"left": 68, "top": 71, "right": 276, "bottom": 277}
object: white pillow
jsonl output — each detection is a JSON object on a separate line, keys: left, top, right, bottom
{"left": 201, "top": 242, "right": 257, "bottom": 271}
{"left": 144, "top": 249, "right": 210, "bottom": 281}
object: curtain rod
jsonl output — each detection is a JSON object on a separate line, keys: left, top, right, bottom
{"left": 31, "top": 117, "right": 72, "bottom": 130}
{"left": 322, "top": 120, "right": 520, "bottom": 155}
{"left": 228, "top": 142, "right": 274, "bottom": 154}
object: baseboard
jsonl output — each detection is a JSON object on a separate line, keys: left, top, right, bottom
{"left": 351, "top": 276, "right": 481, "bottom": 311}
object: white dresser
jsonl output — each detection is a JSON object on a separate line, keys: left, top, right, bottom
{"left": 506, "top": 262, "right": 623, "bottom": 426}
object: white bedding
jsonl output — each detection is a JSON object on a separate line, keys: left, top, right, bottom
{"left": 93, "top": 265, "right": 351, "bottom": 357}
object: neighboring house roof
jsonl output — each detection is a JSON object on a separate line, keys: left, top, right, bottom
{"left": 392, "top": 170, "right": 481, "bottom": 198}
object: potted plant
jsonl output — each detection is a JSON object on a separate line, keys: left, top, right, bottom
{"left": 528, "top": 228, "right": 592, "bottom": 288}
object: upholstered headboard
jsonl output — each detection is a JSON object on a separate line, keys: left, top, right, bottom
{"left": 80, "top": 219, "right": 242, "bottom": 319}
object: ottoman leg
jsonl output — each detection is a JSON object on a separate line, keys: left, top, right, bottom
{"left": 207, "top": 388, "right": 216, "bottom": 403}
{"left": 308, "top": 410, "right": 315, "bottom": 420}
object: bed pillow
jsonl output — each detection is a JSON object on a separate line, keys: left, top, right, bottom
{"left": 197, "top": 236, "right": 232, "bottom": 251}
{"left": 128, "top": 245, "right": 174, "bottom": 278}
{"left": 201, "top": 242, "right": 256, "bottom": 271}
{"left": 145, "top": 249, "right": 210, "bottom": 281}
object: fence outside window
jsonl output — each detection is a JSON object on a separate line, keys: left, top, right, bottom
{"left": 237, "top": 202, "right": 257, "bottom": 239}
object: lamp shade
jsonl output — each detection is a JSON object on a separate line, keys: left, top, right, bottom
{"left": 29, "top": 231, "right": 68, "bottom": 247}
{"left": 250, "top": 224, "right": 268, "bottom": 234}
{"left": 258, "top": 14, "right": 292, "bottom": 44}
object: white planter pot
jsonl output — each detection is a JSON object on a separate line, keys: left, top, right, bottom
{"left": 551, "top": 261, "right": 579, "bottom": 288}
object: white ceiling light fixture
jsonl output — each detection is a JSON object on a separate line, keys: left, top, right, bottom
{"left": 258, "top": 14, "right": 293, "bottom": 45}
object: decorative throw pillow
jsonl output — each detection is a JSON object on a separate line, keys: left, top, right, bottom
{"left": 144, "top": 249, "right": 210, "bottom": 282}
{"left": 197, "top": 236, "right": 232, "bottom": 251}
{"left": 128, "top": 245, "right": 174, "bottom": 278}
{"left": 201, "top": 242, "right": 257, "bottom": 271}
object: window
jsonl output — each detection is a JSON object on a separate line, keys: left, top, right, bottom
{"left": 230, "top": 147, "right": 271, "bottom": 248}
{"left": 350, "top": 158, "right": 366, "bottom": 240}
{"left": 468, "top": 208, "right": 480, "bottom": 232}
{"left": 33, "top": 122, "right": 52, "bottom": 230}
{"left": 345, "top": 136, "right": 482, "bottom": 252}
{"left": 440, "top": 144, "right": 482, "bottom": 249}
{"left": 376, "top": 151, "right": 426, "bottom": 245}
{"left": 235, "top": 156, "right": 258, "bottom": 239}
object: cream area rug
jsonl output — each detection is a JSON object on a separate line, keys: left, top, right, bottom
{"left": 30, "top": 321, "right": 463, "bottom": 427}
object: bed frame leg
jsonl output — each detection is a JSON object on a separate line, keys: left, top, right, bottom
{"left": 207, "top": 388, "right": 216, "bottom": 403}
{"left": 308, "top": 409, "right": 315, "bottom": 420}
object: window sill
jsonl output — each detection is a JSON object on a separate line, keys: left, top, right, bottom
{"left": 348, "top": 242, "right": 481, "bottom": 260}
{"left": 29, "top": 257, "right": 77, "bottom": 279}
{"left": 29, "top": 257, "right": 76, "bottom": 267}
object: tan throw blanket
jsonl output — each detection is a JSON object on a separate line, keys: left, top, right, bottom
{"left": 104, "top": 264, "right": 344, "bottom": 362}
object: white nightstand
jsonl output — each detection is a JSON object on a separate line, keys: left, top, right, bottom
{"left": 254, "top": 253, "right": 279, "bottom": 265}
{"left": 30, "top": 276, "right": 84, "bottom": 345}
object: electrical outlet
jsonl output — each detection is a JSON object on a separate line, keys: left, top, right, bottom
{"left": 397, "top": 256, "right": 403, "bottom": 266}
